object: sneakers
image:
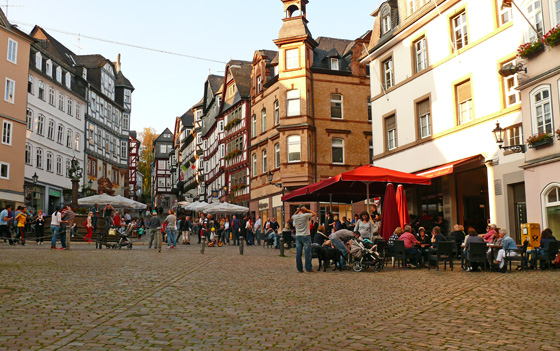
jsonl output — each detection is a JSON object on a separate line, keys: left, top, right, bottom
{"left": 51, "top": 246, "right": 56, "bottom": 250}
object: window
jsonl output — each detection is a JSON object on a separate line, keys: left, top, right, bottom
{"left": 46, "top": 152, "right": 53, "bottom": 172}
{"left": 75, "top": 134, "right": 80, "bottom": 152}
{"left": 287, "top": 135, "right": 301, "bottom": 162}
{"left": 385, "top": 115, "right": 397, "bottom": 151}
{"left": 369, "top": 140, "right": 374, "bottom": 164}
{"left": 0, "top": 162, "right": 9, "bottom": 180}
{"left": 261, "top": 109, "right": 267, "bottom": 133}
{"left": 76, "top": 104, "right": 81, "bottom": 120}
{"left": 554, "top": 0, "right": 560, "bottom": 26}
{"left": 160, "top": 145, "right": 167, "bottom": 154}
{"left": 58, "top": 93, "right": 64, "bottom": 111}
{"left": 332, "top": 138, "right": 344, "bottom": 164}
{"left": 7, "top": 38, "right": 17, "bottom": 63}
{"left": 28, "top": 75, "right": 34, "bottom": 94}
{"left": 123, "top": 113, "right": 129, "bottom": 129}
{"left": 36, "top": 148, "right": 43, "bottom": 169}
{"left": 525, "top": 0, "right": 544, "bottom": 41}
{"left": 158, "top": 178, "right": 165, "bottom": 188}
{"left": 502, "top": 60, "right": 521, "bottom": 107}
{"left": 274, "top": 143, "right": 280, "bottom": 168}
{"left": 252, "top": 153, "right": 257, "bottom": 177}
{"left": 65, "top": 72, "right": 71, "bottom": 88}
{"left": 383, "top": 58, "right": 393, "bottom": 90}
{"left": 121, "top": 140, "right": 127, "bottom": 157}
{"left": 367, "top": 97, "right": 372, "bottom": 122}
{"left": 408, "top": 0, "right": 416, "bottom": 15}
{"left": 287, "top": 89, "right": 301, "bottom": 117}
{"left": 66, "top": 159, "right": 71, "bottom": 177}
{"left": 49, "top": 87, "right": 55, "bottom": 105}
{"left": 57, "top": 125, "right": 64, "bottom": 144}
{"left": 56, "top": 67, "right": 62, "bottom": 83}
{"left": 331, "top": 94, "right": 343, "bottom": 119}
{"left": 35, "top": 52, "right": 42, "bottom": 69}
{"left": 4, "top": 78, "right": 15, "bottom": 103}
{"left": 498, "top": 0, "right": 512, "bottom": 26}
{"left": 544, "top": 185, "right": 560, "bottom": 234}
{"left": 381, "top": 13, "right": 392, "bottom": 34}
{"left": 25, "top": 143, "right": 32, "bottom": 165}
{"left": 38, "top": 81, "right": 45, "bottom": 100}
{"left": 67, "top": 99, "right": 72, "bottom": 115}
{"left": 531, "top": 86, "right": 553, "bottom": 134}
{"left": 414, "top": 36, "right": 427, "bottom": 72}
{"left": 56, "top": 156, "right": 63, "bottom": 175}
{"left": 251, "top": 115, "right": 256, "bottom": 137}
{"left": 46, "top": 60, "right": 52, "bottom": 76}
{"left": 47, "top": 120, "right": 55, "bottom": 140}
{"left": 2, "top": 121, "right": 12, "bottom": 145}
{"left": 274, "top": 100, "right": 280, "bottom": 125}
{"left": 262, "top": 149, "right": 267, "bottom": 173}
{"left": 257, "top": 76, "right": 262, "bottom": 94}
{"left": 37, "top": 115, "right": 44, "bottom": 136}
{"left": 456, "top": 80, "right": 473, "bottom": 125}
{"left": 26, "top": 109, "right": 33, "bottom": 130}
{"left": 451, "top": 11, "right": 468, "bottom": 51}
{"left": 505, "top": 124, "right": 523, "bottom": 147}
{"left": 286, "top": 48, "right": 299, "bottom": 70}
{"left": 66, "top": 129, "right": 72, "bottom": 148}
{"left": 417, "top": 99, "right": 431, "bottom": 139}
{"left": 331, "top": 58, "right": 339, "bottom": 70}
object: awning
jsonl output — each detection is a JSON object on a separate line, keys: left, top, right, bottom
{"left": 414, "top": 155, "right": 484, "bottom": 179}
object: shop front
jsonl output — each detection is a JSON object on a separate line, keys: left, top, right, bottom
{"left": 524, "top": 161, "right": 560, "bottom": 240}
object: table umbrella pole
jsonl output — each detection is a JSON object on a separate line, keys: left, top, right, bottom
{"left": 365, "top": 182, "right": 371, "bottom": 215}
{"left": 329, "top": 194, "right": 332, "bottom": 214}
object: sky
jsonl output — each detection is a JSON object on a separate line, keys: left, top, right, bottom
{"left": 5, "top": 0, "right": 382, "bottom": 136}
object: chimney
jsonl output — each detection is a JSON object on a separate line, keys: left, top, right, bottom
{"left": 115, "top": 53, "right": 121, "bottom": 73}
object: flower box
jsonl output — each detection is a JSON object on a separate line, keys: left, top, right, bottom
{"left": 528, "top": 137, "right": 553, "bottom": 149}
{"left": 556, "top": 128, "right": 560, "bottom": 140}
{"left": 544, "top": 25, "right": 560, "bottom": 47}
{"left": 518, "top": 41, "right": 545, "bottom": 59}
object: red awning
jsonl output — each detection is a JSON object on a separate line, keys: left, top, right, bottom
{"left": 414, "top": 155, "right": 483, "bottom": 179}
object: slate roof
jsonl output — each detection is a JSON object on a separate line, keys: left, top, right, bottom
{"left": 116, "top": 71, "right": 134, "bottom": 90}
{"left": 228, "top": 60, "right": 252, "bottom": 98}
{"left": 74, "top": 54, "right": 107, "bottom": 68}
{"left": 312, "top": 36, "right": 355, "bottom": 71}
{"left": 31, "top": 26, "right": 78, "bottom": 71}
{"left": 207, "top": 75, "right": 224, "bottom": 95}
{"left": 154, "top": 128, "right": 173, "bottom": 144}
{"left": 180, "top": 109, "right": 194, "bottom": 128}
{"left": 277, "top": 18, "right": 313, "bottom": 41}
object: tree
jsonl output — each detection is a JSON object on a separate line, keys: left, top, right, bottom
{"left": 138, "top": 127, "right": 157, "bottom": 198}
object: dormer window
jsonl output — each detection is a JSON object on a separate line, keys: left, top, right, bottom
{"left": 65, "top": 72, "right": 71, "bottom": 88}
{"left": 330, "top": 58, "right": 339, "bottom": 70}
{"left": 257, "top": 76, "right": 262, "bottom": 94}
{"left": 35, "top": 52, "right": 42, "bottom": 70}
{"left": 82, "top": 68, "right": 87, "bottom": 80}
{"left": 56, "top": 67, "right": 62, "bottom": 83}
{"left": 382, "top": 14, "right": 392, "bottom": 33}
{"left": 46, "top": 60, "right": 52, "bottom": 76}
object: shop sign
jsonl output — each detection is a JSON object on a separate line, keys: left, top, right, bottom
{"left": 494, "top": 179, "right": 502, "bottom": 196}
{"left": 258, "top": 199, "right": 269, "bottom": 210}
{"left": 49, "top": 189, "right": 61, "bottom": 197}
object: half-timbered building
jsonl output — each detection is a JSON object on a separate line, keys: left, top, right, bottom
{"left": 151, "top": 128, "right": 174, "bottom": 212}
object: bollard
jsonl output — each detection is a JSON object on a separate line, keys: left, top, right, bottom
{"left": 279, "top": 237, "right": 285, "bottom": 257}
{"left": 200, "top": 236, "right": 205, "bottom": 254}
{"left": 239, "top": 236, "right": 244, "bottom": 255}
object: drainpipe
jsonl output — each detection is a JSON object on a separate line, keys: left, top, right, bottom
{"left": 310, "top": 55, "right": 319, "bottom": 214}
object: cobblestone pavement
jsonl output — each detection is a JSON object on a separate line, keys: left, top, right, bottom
{"left": 1, "top": 242, "right": 559, "bottom": 351}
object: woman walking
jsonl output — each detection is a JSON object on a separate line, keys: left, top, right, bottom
{"left": 51, "top": 207, "right": 65, "bottom": 249}
{"left": 164, "top": 209, "right": 178, "bottom": 249}
{"left": 84, "top": 211, "right": 94, "bottom": 242}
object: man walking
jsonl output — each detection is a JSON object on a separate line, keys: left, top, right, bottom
{"left": 62, "top": 206, "right": 75, "bottom": 249}
{"left": 90, "top": 204, "right": 99, "bottom": 231}
{"left": 232, "top": 215, "right": 240, "bottom": 246}
{"left": 146, "top": 210, "right": 162, "bottom": 252}
{"left": 253, "top": 215, "right": 262, "bottom": 246}
{"left": 292, "top": 205, "right": 316, "bottom": 273}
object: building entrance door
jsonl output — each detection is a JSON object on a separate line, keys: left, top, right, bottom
{"left": 456, "top": 168, "right": 489, "bottom": 234}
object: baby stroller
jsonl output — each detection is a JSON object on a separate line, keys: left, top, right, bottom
{"left": 112, "top": 227, "right": 133, "bottom": 250}
{"left": 350, "top": 239, "right": 384, "bottom": 272}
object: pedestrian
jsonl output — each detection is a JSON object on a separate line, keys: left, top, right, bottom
{"left": 146, "top": 210, "right": 162, "bottom": 251}
{"left": 103, "top": 204, "right": 114, "bottom": 231}
{"left": 34, "top": 209, "right": 45, "bottom": 244}
{"left": 0, "top": 205, "right": 13, "bottom": 244}
{"left": 90, "top": 204, "right": 99, "bottom": 230}
{"left": 232, "top": 215, "right": 240, "bottom": 245}
{"left": 62, "top": 205, "right": 75, "bottom": 246}
{"left": 292, "top": 205, "right": 316, "bottom": 273}
{"left": 50, "top": 207, "right": 65, "bottom": 250}
{"left": 180, "top": 215, "right": 191, "bottom": 245}
{"left": 124, "top": 211, "right": 132, "bottom": 225}
{"left": 253, "top": 215, "right": 262, "bottom": 246}
{"left": 223, "top": 216, "right": 230, "bottom": 245}
{"left": 84, "top": 211, "right": 94, "bottom": 242}
{"left": 164, "top": 209, "right": 178, "bottom": 249}
{"left": 14, "top": 207, "right": 28, "bottom": 246}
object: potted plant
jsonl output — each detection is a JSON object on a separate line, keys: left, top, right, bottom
{"left": 517, "top": 40, "right": 545, "bottom": 59}
{"left": 527, "top": 132, "right": 553, "bottom": 148}
{"left": 556, "top": 128, "right": 560, "bottom": 140}
{"left": 543, "top": 25, "right": 560, "bottom": 47}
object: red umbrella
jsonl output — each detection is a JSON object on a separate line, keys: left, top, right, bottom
{"left": 379, "top": 183, "right": 400, "bottom": 241}
{"left": 396, "top": 185, "right": 411, "bottom": 229}
{"left": 282, "top": 165, "right": 430, "bottom": 205}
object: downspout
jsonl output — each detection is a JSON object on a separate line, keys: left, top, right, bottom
{"left": 310, "top": 54, "right": 319, "bottom": 215}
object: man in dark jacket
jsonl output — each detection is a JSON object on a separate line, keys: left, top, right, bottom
{"left": 146, "top": 211, "right": 163, "bottom": 251}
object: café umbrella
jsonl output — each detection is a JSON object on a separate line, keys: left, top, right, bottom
{"left": 379, "top": 183, "right": 401, "bottom": 241}
{"left": 396, "top": 185, "right": 411, "bottom": 229}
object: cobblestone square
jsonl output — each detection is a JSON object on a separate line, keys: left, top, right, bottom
{"left": 1, "top": 243, "right": 559, "bottom": 350}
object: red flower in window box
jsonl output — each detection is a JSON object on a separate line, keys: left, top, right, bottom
{"left": 517, "top": 40, "right": 545, "bottom": 59}
{"left": 543, "top": 25, "right": 560, "bottom": 47}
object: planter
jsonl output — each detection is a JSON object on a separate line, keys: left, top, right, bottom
{"left": 528, "top": 137, "right": 553, "bottom": 149}
{"left": 519, "top": 43, "right": 545, "bottom": 59}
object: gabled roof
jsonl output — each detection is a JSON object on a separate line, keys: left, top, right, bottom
{"left": 0, "top": 8, "right": 33, "bottom": 41}
{"left": 207, "top": 75, "right": 224, "bottom": 95}
{"left": 154, "top": 128, "right": 173, "bottom": 144}
{"left": 180, "top": 108, "right": 194, "bottom": 128}
{"left": 116, "top": 71, "right": 134, "bottom": 90}
{"left": 228, "top": 59, "right": 252, "bottom": 98}
{"left": 30, "top": 26, "right": 77, "bottom": 70}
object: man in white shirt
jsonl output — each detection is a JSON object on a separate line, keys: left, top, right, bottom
{"left": 292, "top": 205, "right": 316, "bottom": 273}
{"left": 253, "top": 216, "right": 262, "bottom": 246}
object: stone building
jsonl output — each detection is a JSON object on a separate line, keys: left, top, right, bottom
{"left": 249, "top": 0, "right": 372, "bottom": 225}
{"left": 0, "top": 9, "right": 33, "bottom": 209}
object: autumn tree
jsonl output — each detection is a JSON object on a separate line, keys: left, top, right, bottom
{"left": 138, "top": 127, "right": 157, "bottom": 198}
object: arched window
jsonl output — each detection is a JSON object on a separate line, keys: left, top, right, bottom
{"left": 530, "top": 85, "right": 553, "bottom": 135}
{"left": 25, "top": 143, "right": 32, "bottom": 165}
{"left": 35, "top": 52, "right": 42, "bottom": 69}
{"left": 75, "top": 133, "right": 80, "bottom": 152}
{"left": 286, "top": 4, "right": 300, "bottom": 18}
{"left": 66, "top": 129, "right": 73, "bottom": 148}
{"left": 287, "top": 135, "right": 301, "bottom": 163}
{"left": 46, "top": 59, "right": 52, "bottom": 76}
{"left": 56, "top": 67, "right": 62, "bottom": 83}
{"left": 332, "top": 138, "right": 344, "bottom": 164}
{"left": 36, "top": 148, "right": 43, "bottom": 169}
{"left": 46, "top": 152, "right": 53, "bottom": 172}
{"left": 26, "top": 108, "right": 33, "bottom": 130}
{"left": 58, "top": 93, "right": 64, "bottom": 111}
{"left": 47, "top": 119, "right": 55, "bottom": 140}
{"left": 56, "top": 156, "right": 63, "bottom": 175}
{"left": 543, "top": 184, "right": 560, "bottom": 237}
{"left": 36, "top": 115, "right": 44, "bottom": 136}
{"left": 57, "top": 124, "right": 64, "bottom": 144}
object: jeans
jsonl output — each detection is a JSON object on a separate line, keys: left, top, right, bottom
{"left": 148, "top": 228, "right": 161, "bottom": 250}
{"left": 296, "top": 235, "right": 312, "bottom": 272}
{"left": 92, "top": 216, "right": 98, "bottom": 230}
{"left": 223, "top": 228, "right": 230, "bottom": 244}
{"left": 255, "top": 230, "right": 261, "bottom": 246}
{"left": 269, "top": 232, "right": 280, "bottom": 247}
{"left": 166, "top": 228, "right": 177, "bottom": 247}
{"left": 331, "top": 238, "right": 348, "bottom": 269}
{"left": 232, "top": 228, "right": 239, "bottom": 245}
{"left": 51, "top": 225, "right": 66, "bottom": 248}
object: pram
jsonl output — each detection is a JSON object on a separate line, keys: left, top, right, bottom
{"left": 350, "top": 239, "right": 384, "bottom": 272}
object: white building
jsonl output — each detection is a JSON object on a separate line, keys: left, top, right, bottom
{"left": 363, "top": 0, "right": 526, "bottom": 238}
{"left": 25, "top": 27, "right": 87, "bottom": 214}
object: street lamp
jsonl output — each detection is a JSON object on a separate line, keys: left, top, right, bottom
{"left": 31, "top": 173, "right": 38, "bottom": 213}
{"left": 32, "top": 172, "right": 38, "bottom": 184}
{"left": 498, "top": 62, "right": 526, "bottom": 78}
{"left": 492, "top": 121, "right": 526, "bottom": 153}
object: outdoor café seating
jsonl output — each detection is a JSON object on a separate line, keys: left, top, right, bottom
{"left": 537, "top": 241, "right": 559, "bottom": 271}
{"left": 504, "top": 240, "right": 528, "bottom": 272}
{"left": 428, "top": 241, "right": 454, "bottom": 271}
{"left": 465, "top": 242, "right": 488, "bottom": 272}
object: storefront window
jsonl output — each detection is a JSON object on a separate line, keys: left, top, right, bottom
{"left": 24, "top": 184, "right": 45, "bottom": 214}
{"left": 544, "top": 185, "right": 560, "bottom": 239}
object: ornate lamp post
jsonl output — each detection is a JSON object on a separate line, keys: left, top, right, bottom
{"left": 32, "top": 172, "right": 38, "bottom": 212}
{"left": 492, "top": 121, "right": 526, "bottom": 153}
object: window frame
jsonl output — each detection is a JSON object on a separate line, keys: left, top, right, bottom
{"left": 285, "top": 48, "right": 299, "bottom": 70}
{"left": 38, "top": 81, "right": 45, "bottom": 100}
{"left": 501, "top": 59, "right": 521, "bottom": 108}
{"left": 414, "top": 96, "right": 432, "bottom": 140}
{"left": 384, "top": 114, "right": 397, "bottom": 152}
{"left": 252, "top": 153, "right": 257, "bottom": 177}
{"left": 451, "top": 10, "right": 469, "bottom": 52}
{"left": 413, "top": 36, "right": 428, "bottom": 73}
{"left": 46, "top": 152, "right": 53, "bottom": 173}
{"left": 331, "top": 138, "right": 344, "bottom": 164}
{"left": 382, "top": 57, "right": 394, "bottom": 90}
{"left": 330, "top": 58, "right": 339, "bottom": 70}
{"left": 497, "top": 0, "right": 513, "bottom": 26}
{"left": 0, "top": 162, "right": 9, "bottom": 180}
{"left": 25, "top": 143, "right": 32, "bottom": 165}
{"left": 7, "top": 38, "right": 17, "bottom": 64}
{"left": 4, "top": 78, "right": 15, "bottom": 103}
{"left": 262, "top": 149, "right": 267, "bottom": 174}
{"left": 57, "top": 124, "right": 64, "bottom": 145}
{"left": 530, "top": 85, "right": 553, "bottom": 135}
{"left": 274, "top": 100, "right": 280, "bottom": 126}
{"left": 261, "top": 108, "right": 267, "bottom": 133}
{"left": 286, "top": 89, "right": 301, "bottom": 117}
{"left": 37, "top": 114, "right": 44, "bottom": 136}
{"left": 287, "top": 135, "right": 301, "bottom": 163}
{"left": 455, "top": 79, "right": 474, "bottom": 125}
{"left": 525, "top": 0, "right": 544, "bottom": 42}
{"left": 330, "top": 93, "right": 343, "bottom": 119}
{"left": 252, "top": 114, "right": 257, "bottom": 138}
{"left": 36, "top": 148, "right": 43, "bottom": 169}
{"left": 28, "top": 75, "right": 34, "bottom": 95}
{"left": 274, "top": 143, "right": 280, "bottom": 169}
{"left": 2, "top": 120, "right": 13, "bottom": 146}
{"left": 26, "top": 109, "right": 33, "bottom": 131}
